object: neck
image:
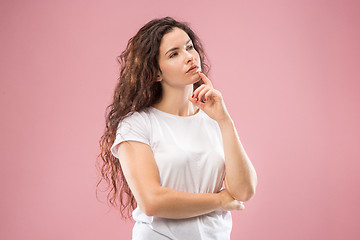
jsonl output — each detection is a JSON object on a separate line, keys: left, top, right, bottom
{"left": 152, "top": 84, "right": 199, "bottom": 117}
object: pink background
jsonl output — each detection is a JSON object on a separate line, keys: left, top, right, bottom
{"left": 1, "top": 0, "right": 359, "bottom": 239}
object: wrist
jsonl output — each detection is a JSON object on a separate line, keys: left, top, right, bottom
{"left": 216, "top": 115, "right": 233, "bottom": 127}
{"left": 216, "top": 191, "right": 224, "bottom": 210}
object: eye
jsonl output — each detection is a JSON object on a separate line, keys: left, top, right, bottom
{"left": 187, "top": 45, "right": 194, "bottom": 50}
{"left": 169, "top": 52, "right": 177, "bottom": 58}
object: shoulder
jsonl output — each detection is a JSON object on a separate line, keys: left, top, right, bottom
{"left": 120, "top": 108, "right": 152, "bottom": 125}
{"left": 111, "top": 108, "right": 153, "bottom": 158}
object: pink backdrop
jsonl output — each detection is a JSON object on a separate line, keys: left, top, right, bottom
{"left": 1, "top": 0, "right": 359, "bottom": 239}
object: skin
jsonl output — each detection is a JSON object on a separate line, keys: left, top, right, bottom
{"left": 152, "top": 27, "right": 202, "bottom": 116}
{"left": 189, "top": 73, "right": 258, "bottom": 202}
{"left": 118, "top": 141, "right": 244, "bottom": 218}
{"left": 155, "top": 27, "right": 258, "bottom": 201}
{"left": 117, "top": 27, "right": 257, "bottom": 219}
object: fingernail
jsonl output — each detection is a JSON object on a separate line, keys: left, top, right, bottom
{"left": 196, "top": 97, "right": 199, "bottom": 101}
{"left": 204, "top": 98, "right": 206, "bottom": 102}
{"left": 192, "top": 94, "right": 194, "bottom": 98}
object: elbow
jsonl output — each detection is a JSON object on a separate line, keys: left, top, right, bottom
{"left": 234, "top": 178, "right": 258, "bottom": 202}
{"left": 142, "top": 204, "right": 156, "bottom": 217}
{"left": 243, "top": 189, "right": 256, "bottom": 202}
{"left": 232, "top": 188, "right": 256, "bottom": 202}
{"left": 139, "top": 193, "right": 160, "bottom": 217}
{"left": 139, "top": 202, "right": 156, "bottom": 217}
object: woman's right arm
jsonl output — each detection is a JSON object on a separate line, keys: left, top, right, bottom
{"left": 117, "top": 140, "right": 244, "bottom": 219}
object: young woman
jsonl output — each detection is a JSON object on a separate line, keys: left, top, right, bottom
{"left": 97, "top": 16, "right": 257, "bottom": 239}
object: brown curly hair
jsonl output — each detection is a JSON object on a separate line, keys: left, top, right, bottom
{"left": 96, "top": 16, "right": 211, "bottom": 219}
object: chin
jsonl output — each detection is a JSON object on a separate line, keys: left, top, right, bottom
{"left": 187, "top": 77, "right": 200, "bottom": 86}
{"left": 194, "top": 75, "right": 202, "bottom": 83}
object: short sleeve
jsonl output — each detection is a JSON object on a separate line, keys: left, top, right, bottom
{"left": 110, "top": 111, "right": 151, "bottom": 159}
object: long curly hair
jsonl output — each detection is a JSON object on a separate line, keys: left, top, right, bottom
{"left": 96, "top": 16, "right": 211, "bottom": 219}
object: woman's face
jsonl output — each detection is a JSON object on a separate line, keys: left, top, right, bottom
{"left": 157, "top": 27, "right": 201, "bottom": 88}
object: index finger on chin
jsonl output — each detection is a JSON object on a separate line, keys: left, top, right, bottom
{"left": 198, "top": 72, "right": 213, "bottom": 88}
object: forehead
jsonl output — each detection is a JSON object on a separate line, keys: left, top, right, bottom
{"left": 159, "top": 28, "right": 191, "bottom": 53}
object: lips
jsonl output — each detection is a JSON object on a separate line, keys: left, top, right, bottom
{"left": 187, "top": 65, "right": 198, "bottom": 73}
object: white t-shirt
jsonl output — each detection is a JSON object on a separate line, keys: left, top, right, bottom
{"left": 110, "top": 106, "right": 232, "bottom": 240}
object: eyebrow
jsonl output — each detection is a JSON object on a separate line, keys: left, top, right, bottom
{"left": 165, "top": 39, "right": 192, "bottom": 56}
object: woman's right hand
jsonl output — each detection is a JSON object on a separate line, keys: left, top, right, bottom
{"left": 218, "top": 188, "right": 245, "bottom": 211}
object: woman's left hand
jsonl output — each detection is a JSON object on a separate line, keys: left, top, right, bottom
{"left": 188, "top": 72, "right": 231, "bottom": 122}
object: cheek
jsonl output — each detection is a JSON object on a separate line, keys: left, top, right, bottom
{"left": 168, "top": 62, "right": 181, "bottom": 73}
{"left": 160, "top": 59, "right": 184, "bottom": 77}
{"left": 161, "top": 64, "right": 179, "bottom": 78}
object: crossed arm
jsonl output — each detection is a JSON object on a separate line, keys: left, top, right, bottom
{"left": 117, "top": 141, "right": 244, "bottom": 219}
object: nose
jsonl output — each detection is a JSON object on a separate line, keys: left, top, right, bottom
{"left": 185, "top": 51, "right": 195, "bottom": 63}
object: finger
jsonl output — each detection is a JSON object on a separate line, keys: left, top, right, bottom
{"left": 198, "top": 72, "right": 213, "bottom": 88}
{"left": 235, "top": 201, "right": 245, "bottom": 210}
{"left": 188, "top": 95, "right": 196, "bottom": 103}
{"left": 192, "top": 85, "right": 206, "bottom": 100}
{"left": 189, "top": 96, "right": 203, "bottom": 109}
{"left": 240, "top": 203, "right": 245, "bottom": 210}
{"left": 204, "top": 89, "right": 214, "bottom": 101}
{"left": 238, "top": 204, "right": 245, "bottom": 210}
{"left": 197, "top": 87, "right": 211, "bottom": 103}
{"left": 192, "top": 95, "right": 206, "bottom": 109}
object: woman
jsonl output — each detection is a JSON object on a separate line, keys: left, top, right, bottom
{"left": 97, "top": 16, "right": 257, "bottom": 239}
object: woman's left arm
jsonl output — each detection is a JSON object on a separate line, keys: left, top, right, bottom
{"left": 217, "top": 116, "right": 257, "bottom": 202}
{"left": 190, "top": 72, "right": 258, "bottom": 202}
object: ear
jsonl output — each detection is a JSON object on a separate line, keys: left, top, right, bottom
{"left": 156, "top": 73, "right": 162, "bottom": 82}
